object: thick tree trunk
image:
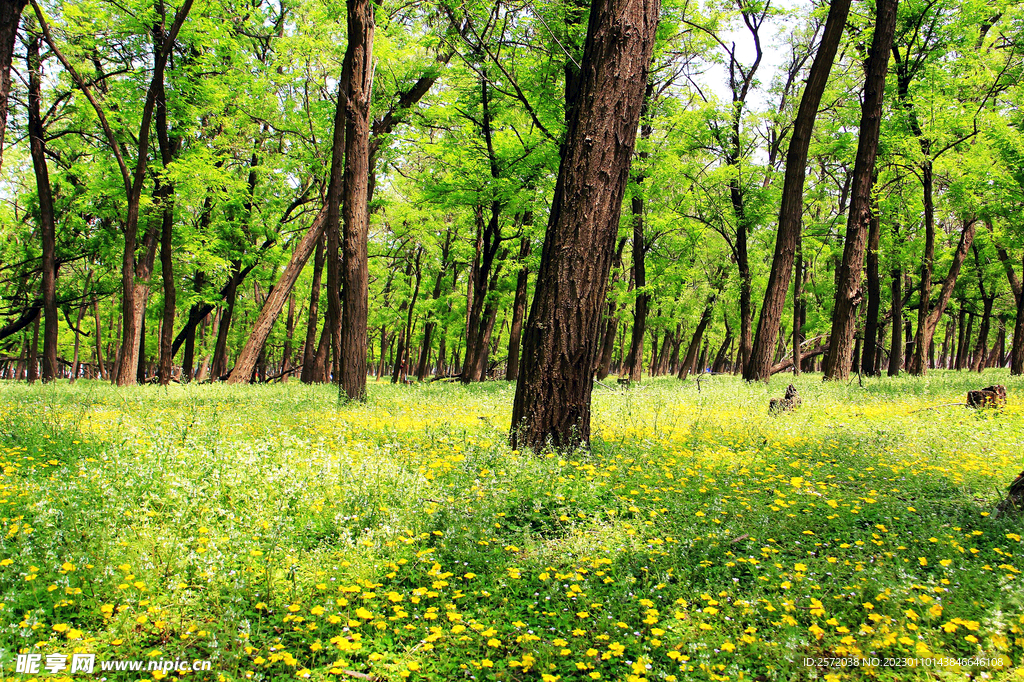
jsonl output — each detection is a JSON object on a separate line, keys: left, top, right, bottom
{"left": 0, "top": 0, "right": 27, "bottom": 174}
{"left": 823, "top": 0, "right": 895, "bottom": 380}
{"left": 26, "top": 31, "right": 58, "bottom": 383}
{"left": 227, "top": 210, "right": 326, "bottom": 383}
{"left": 339, "top": 0, "right": 375, "bottom": 400}
{"left": 745, "top": 0, "right": 851, "bottom": 381}
{"left": 510, "top": 0, "right": 659, "bottom": 451}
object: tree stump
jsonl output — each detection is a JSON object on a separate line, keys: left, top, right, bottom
{"left": 966, "top": 385, "right": 1006, "bottom": 409}
{"left": 769, "top": 384, "right": 801, "bottom": 413}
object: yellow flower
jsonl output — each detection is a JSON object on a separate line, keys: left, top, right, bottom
{"left": 407, "top": 661, "right": 421, "bottom": 671}
{"left": 721, "top": 641, "right": 735, "bottom": 652}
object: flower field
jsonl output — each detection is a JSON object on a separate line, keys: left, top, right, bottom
{"left": 2, "top": 372, "right": 1024, "bottom": 681}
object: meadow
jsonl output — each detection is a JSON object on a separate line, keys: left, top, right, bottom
{"left": 1, "top": 372, "right": 1023, "bottom": 682}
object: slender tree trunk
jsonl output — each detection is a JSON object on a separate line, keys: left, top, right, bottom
{"left": 973, "top": 296, "right": 993, "bottom": 373}
{"left": 339, "top": 0, "right": 375, "bottom": 400}
{"left": 393, "top": 248, "right": 423, "bottom": 383}
{"left": 823, "top": 0, "right": 896, "bottom": 380}
{"left": 28, "top": 317, "right": 39, "bottom": 383}
{"left": 792, "top": 241, "right": 803, "bottom": 375}
{"left": 746, "top": 0, "right": 852, "bottom": 381}
{"left": 506, "top": 236, "right": 531, "bottom": 381}
{"left": 888, "top": 243, "right": 903, "bottom": 375}
{"left": 282, "top": 294, "right": 296, "bottom": 381}
{"left": 301, "top": 233, "right": 326, "bottom": 383}
{"left": 70, "top": 273, "right": 91, "bottom": 384}
{"left": 26, "top": 30, "right": 58, "bottom": 382}
{"left": 596, "top": 237, "right": 628, "bottom": 380}
{"left": 914, "top": 219, "right": 978, "bottom": 374}
{"left": 623, "top": 83, "right": 653, "bottom": 383}
{"left": 861, "top": 207, "right": 882, "bottom": 375}
{"left": 510, "top": 0, "right": 659, "bottom": 451}
{"left": 211, "top": 264, "right": 239, "bottom": 380}
{"left": 93, "top": 300, "right": 105, "bottom": 380}
{"left": 182, "top": 272, "right": 204, "bottom": 382}
{"left": 679, "top": 302, "right": 714, "bottom": 380}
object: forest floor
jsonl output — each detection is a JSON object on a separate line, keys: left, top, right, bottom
{"left": 1, "top": 372, "right": 1024, "bottom": 681}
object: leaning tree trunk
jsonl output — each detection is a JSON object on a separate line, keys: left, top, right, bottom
{"left": 339, "top": 0, "right": 375, "bottom": 400}
{"left": 745, "top": 0, "right": 851, "bottom": 381}
{"left": 227, "top": 210, "right": 326, "bottom": 383}
{"left": 822, "top": 0, "right": 896, "bottom": 380}
{"left": 510, "top": 0, "right": 659, "bottom": 451}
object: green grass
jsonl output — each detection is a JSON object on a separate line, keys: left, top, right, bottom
{"left": 1, "top": 371, "right": 1024, "bottom": 681}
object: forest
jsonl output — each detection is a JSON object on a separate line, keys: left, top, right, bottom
{"left": 3, "top": 0, "right": 1024, "bottom": 679}
{"left": 0, "top": 0, "right": 1022, "bottom": 425}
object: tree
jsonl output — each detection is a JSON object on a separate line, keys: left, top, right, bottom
{"left": 745, "top": 0, "right": 852, "bottom": 382}
{"left": 339, "top": 0, "right": 376, "bottom": 400}
{"left": 822, "top": 0, "right": 898, "bottom": 380}
{"left": 510, "top": 0, "right": 660, "bottom": 451}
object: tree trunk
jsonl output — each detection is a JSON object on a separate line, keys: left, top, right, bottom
{"left": 792, "top": 240, "right": 803, "bottom": 376}
{"left": 912, "top": 219, "right": 978, "bottom": 374}
{"left": 888, "top": 228, "right": 903, "bottom": 375}
{"left": 282, "top": 294, "right": 296, "bottom": 381}
{"left": 596, "top": 237, "right": 628, "bottom": 380}
{"left": 746, "top": 0, "right": 852, "bottom": 381}
{"left": 182, "top": 272, "right": 204, "bottom": 382}
{"left": 93, "top": 300, "right": 105, "bottom": 380}
{"left": 339, "top": 0, "right": 375, "bottom": 400}
{"left": 70, "top": 273, "right": 92, "bottom": 383}
{"left": 510, "top": 0, "right": 659, "bottom": 451}
{"left": 861, "top": 208, "right": 883, "bottom": 375}
{"left": 505, "top": 235, "right": 531, "bottom": 381}
{"left": 26, "top": 30, "right": 58, "bottom": 383}
{"left": 623, "top": 83, "right": 653, "bottom": 383}
{"left": 973, "top": 296, "right": 993, "bottom": 373}
{"left": 0, "top": 0, "right": 27, "bottom": 174}
{"left": 392, "top": 248, "right": 422, "bottom": 383}
{"left": 301, "top": 233, "right": 326, "bottom": 383}
{"left": 27, "top": 316, "right": 39, "bottom": 383}
{"left": 227, "top": 210, "right": 326, "bottom": 383}
{"left": 211, "top": 263, "right": 239, "bottom": 380}
{"left": 679, "top": 302, "right": 714, "bottom": 381}
{"left": 823, "top": 0, "right": 895, "bottom": 380}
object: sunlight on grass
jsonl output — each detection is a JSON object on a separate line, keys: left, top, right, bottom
{"left": 1, "top": 372, "right": 1023, "bottom": 680}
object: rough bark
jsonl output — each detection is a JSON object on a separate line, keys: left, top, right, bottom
{"left": 822, "top": 0, "right": 895, "bottom": 380}
{"left": 510, "top": 0, "right": 659, "bottom": 451}
{"left": 339, "top": 0, "right": 375, "bottom": 400}
{"left": 745, "top": 0, "right": 851, "bottom": 381}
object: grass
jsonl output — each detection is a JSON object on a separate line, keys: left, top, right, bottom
{"left": 1, "top": 370, "right": 1023, "bottom": 681}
